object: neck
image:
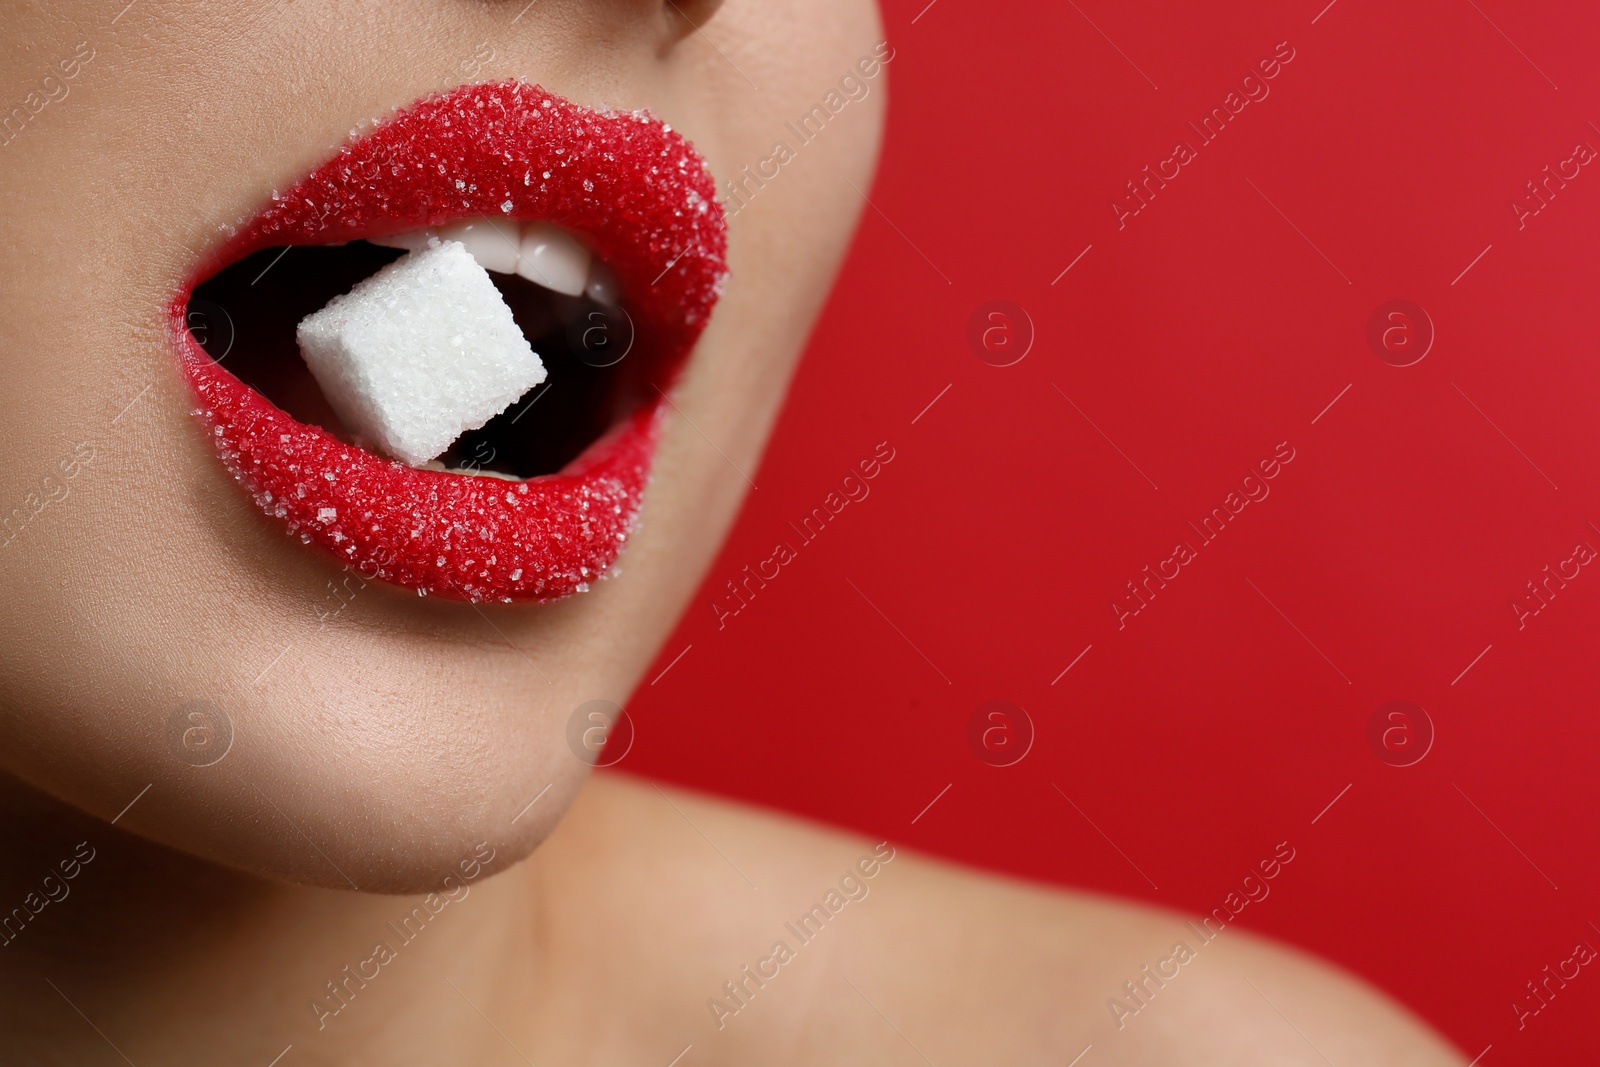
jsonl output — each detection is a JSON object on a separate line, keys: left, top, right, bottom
{"left": 0, "top": 772, "right": 577, "bottom": 1065}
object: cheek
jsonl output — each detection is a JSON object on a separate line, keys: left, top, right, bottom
{"left": 639, "top": 0, "right": 887, "bottom": 578}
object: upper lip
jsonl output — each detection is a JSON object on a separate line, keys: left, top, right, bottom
{"left": 170, "top": 80, "right": 728, "bottom": 604}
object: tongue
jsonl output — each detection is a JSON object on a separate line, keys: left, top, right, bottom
{"left": 295, "top": 239, "right": 547, "bottom": 468}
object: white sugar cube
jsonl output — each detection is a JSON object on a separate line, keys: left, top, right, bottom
{"left": 296, "top": 239, "right": 545, "bottom": 466}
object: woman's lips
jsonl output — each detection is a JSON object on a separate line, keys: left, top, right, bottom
{"left": 169, "top": 81, "right": 728, "bottom": 603}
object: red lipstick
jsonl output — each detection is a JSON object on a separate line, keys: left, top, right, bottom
{"left": 170, "top": 81, "right": 727, "bottom": 603}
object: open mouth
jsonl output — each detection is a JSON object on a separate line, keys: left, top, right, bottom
{"left": 170, "top": 81, "right": 727, "bottom": 603}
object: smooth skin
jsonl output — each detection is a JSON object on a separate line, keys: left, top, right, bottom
{"left": 0, "top": 772, "right": 1464, "bottom": 1064}
{"left": 0, "top": 0, "right": 1465, "bottom": 1062}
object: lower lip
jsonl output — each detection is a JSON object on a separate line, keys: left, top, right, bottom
{"left": 175, "top": 326, "right": 664, "bottom": 603}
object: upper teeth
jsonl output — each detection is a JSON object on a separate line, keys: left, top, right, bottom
{"left": 370, "top": 218, "right": 613, "bottom": 302}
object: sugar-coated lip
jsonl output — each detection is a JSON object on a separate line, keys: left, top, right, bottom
{"left": 170, "top": 81, "right": 728, "bottom": 603}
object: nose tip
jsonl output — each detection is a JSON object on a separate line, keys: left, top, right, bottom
{"left": 663, "top": 0, "right": 727, "bottom": 41}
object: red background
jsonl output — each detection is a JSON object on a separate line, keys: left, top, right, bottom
{"left": 627, "top": 0, "right": 1600, "bottom": 1060}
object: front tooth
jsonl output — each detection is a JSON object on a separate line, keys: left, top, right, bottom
{"left": 448, "top": 466, "right": 522, "bottom": 482}
{"left": 517, "top": 222, "right": 590, "bottom": 296}
{"left": 584, "top": 260, "right": 621, "bottom": 306}
{"left": 369, "top": 228, "right": 438, "bottom": 253}
{"left": 439, "top": 218, "right": 521, "bottom": 274}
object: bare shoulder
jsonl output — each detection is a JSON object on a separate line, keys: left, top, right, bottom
{"left": 548, "top": 775, "right": 1466, "bottom": 1066}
